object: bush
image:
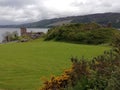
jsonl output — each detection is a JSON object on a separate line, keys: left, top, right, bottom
{"left": 45, "top": 23, "right": 119, "bottom": 45}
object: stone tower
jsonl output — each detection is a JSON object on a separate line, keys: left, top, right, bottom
{"left": 21, "top": 27, "right": 27, "bottom": 36}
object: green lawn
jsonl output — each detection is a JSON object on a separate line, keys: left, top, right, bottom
{"left": 0, "top": 39, "right": 110, "bottom": 90}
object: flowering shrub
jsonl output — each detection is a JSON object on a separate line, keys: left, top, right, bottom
{"left": 40, "top": 34, "right": 120, "bottom": 90}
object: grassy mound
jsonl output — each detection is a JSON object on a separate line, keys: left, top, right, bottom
{"left": 45, "top": 23, "right": 120, "bottom": 44}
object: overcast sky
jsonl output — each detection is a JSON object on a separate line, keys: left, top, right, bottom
{"left": 0, "top": 0, "right": 120, "bottom": 25}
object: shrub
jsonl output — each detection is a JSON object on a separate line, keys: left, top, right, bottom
{"left": 45, "top": 23, "right": 119, "bottom": 45}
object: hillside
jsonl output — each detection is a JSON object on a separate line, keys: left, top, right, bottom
{"left": 1, "top": 12, "right": 120, "bottom": 28}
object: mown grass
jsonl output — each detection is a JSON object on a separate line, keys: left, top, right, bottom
{"left": 0, "top": 39, "right": 110, "bottom": 90}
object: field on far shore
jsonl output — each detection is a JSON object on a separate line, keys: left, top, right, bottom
{"left": 0, "top": 39, "right": 110, "bottom": 90}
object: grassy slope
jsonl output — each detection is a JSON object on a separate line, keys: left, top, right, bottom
{"left": 0, "top": 39, "right": 110, "bottom": 90}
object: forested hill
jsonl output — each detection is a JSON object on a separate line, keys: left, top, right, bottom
{"left": 1, "top": 12, "right": 120, "bottom": 28}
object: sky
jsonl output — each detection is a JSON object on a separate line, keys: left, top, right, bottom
{"left": 0, "top": 0, "right": 120, "bottom": 25}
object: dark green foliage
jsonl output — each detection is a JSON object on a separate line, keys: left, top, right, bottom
{"left": 71, "top": 35, "right": 120, "bottom": 90}
{"left": 45, "top": 23, "right": 119, "bottom": 45}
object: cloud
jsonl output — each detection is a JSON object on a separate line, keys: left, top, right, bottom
{"left": 0, "top": 0, "right": 35, "bottom": 8}
{"left": 0, "top": 0, "right": 120, "bottom": 25}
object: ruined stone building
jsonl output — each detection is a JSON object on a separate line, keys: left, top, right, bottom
{"left": 20, "top": 27, "right": 44, "bottom": 39}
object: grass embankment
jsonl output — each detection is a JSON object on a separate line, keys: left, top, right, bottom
{"left": 0, "top": 39, "right": 110, "bottom": 90}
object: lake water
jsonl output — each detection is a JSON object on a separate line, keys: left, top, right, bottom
{"left": 0, "top": 28, "right": 48, "bottom": 43}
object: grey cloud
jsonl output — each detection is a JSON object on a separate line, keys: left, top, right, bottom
{"left": 0, "top": 0, "right": 36, "bottom": 8}
{"left": 0, "top": 0, "right": 120, "bottom": 25}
